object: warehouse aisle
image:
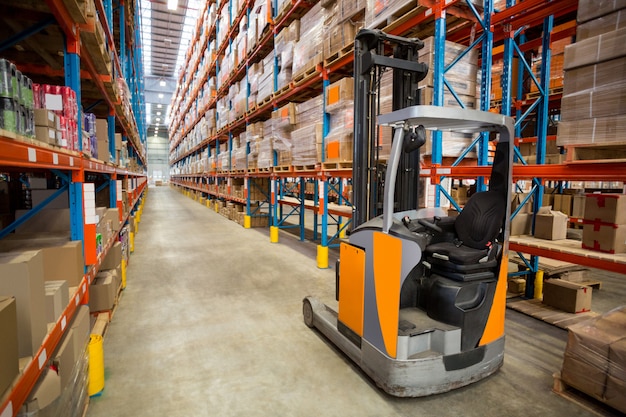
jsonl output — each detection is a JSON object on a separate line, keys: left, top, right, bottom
{"left": 87, "top": 186, "right": 595, "bottom": 417}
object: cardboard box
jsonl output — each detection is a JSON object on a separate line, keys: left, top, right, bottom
{"left": 45, "top": 280, "right": 69, "bottom": 324}
{"left": 507, "top": 278, "right": 526, "bottom": 293}
{"left": 609, "top": 338, "right": 626, "bottom": 381}
{"left": 0, "top": 237, "right": 84, "bottom": 287}
{"left": 584, "top": 193, "right": 626, "bottom": 224}
{"left": 572, "top": 195, "right": 586, "bottom": 218}
{"left": 563, "top": 27, "right": 626, "bottom": 70}
{"left": 70, "top": 306, "right": 90, "bottom": 362}
{"left": 52, "top": 328, "right": 75, "bottom": 390}
{"left": 101, "top": 241, "right": 122, "bottom": 270}
{"left": 510, "top": 212, "right": 532, "bottom": 236}
{"left": 35, "top": 126, "right": 57, "bottom": 145}
{"left": 0, "top": 251, "right": 47, "bottom": 358}
{"left": 534, "top": 207, "right": 568, "bottom": 240}
{"left": 22, "top": 368, "right": 61, "bottom": 413}
{"left": 577, "top": 0, "right": 626, "bottom": 23}
{"left": 326, "top": 77, "right": 354, "bottom": 107}
{"left": 605, "top": 375, "right": 626, "bottom": 414}
{"left": 34, "top": 109, "right": 56, "bottom": 127}
{"left": 15, "top": 208, "right": 70, "bottom": 234}
{"left": 582, "top": 221, "right": 626, "bottom": 253}
{"left": 561, "top": 352, "right": 607, "bottom": 399}
{"left": 31, "top": 189, "right": 69, "bottom": 210}
{"left": 543, "top": 279, "right": 592, "bottom": 313}
{"left": 88, "top": 273, "right": 116, "bottom": 312}
{"left": 0, "top": 296, "right": 18, "bottom": 395}
{"left": 558, "top": 269, "right": 590, "bottom": 283}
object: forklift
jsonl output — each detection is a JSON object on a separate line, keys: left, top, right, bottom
{"left": 303, "top": 29, "right": 514, "bottom": 397}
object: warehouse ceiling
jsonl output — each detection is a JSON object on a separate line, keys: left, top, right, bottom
{"left": 140, "top": 0, "right": 199, "bottom": 140}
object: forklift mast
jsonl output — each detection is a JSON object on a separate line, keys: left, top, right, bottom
{"left": 352, "top": 29, "right": 429, "bottom": 229}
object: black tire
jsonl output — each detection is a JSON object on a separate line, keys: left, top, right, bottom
{"left": 303, "top": 298, "right": 314, "bottom": 328}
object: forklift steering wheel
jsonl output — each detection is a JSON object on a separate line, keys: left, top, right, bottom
{"left": 418, "top": 219, "right": 443, "bottom": 234}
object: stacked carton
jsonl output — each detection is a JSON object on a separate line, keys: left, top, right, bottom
{"left": 561, "top": 306, "right": 626, "bottom": 414}
{"left": 324, "top": 79, "right": 354, "bottom": 164}
{"left": 557, "top": 1, "right": 626, "bottom": 146}
{"left": 275, "top": 20, "right": 300, "bottom": 91}
{"left": 582, "top": 193, "right": 626, "bottom": 254}
{"left": 293, "top": 3, "right": 325, "bottom": 76}
{"left": 291, "top": 96, "right": 324, "bottom": 167}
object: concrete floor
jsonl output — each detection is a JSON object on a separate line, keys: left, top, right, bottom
{"left": 87, "top": 186, "right": 621, "bottom": 417}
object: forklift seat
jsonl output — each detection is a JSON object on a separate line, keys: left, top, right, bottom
{"left": 425, "top": 190, "right": 505, "bottom": 270}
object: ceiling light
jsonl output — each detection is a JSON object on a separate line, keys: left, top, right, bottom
{"left": 167, "top": 0, "right": 177, "bottom": 10}
{"left": 157, "top": 104, "right": 162, "bottom": 108}
{"left": 158, "top": 94, "right": 164, "bottom": 99}
{"left": 159, "top": 80, "right": 166, "bottom": 87}
{"left": 156, "top": 112, "right": 161, "bottom": 116}
{"left": 156, "top": 118, "right": 161, "bottom": 122}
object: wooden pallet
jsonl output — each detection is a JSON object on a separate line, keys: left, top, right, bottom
{"left": 507, "top": 298, "right": 599, "bottom": 329}
{"left": 564, "top": 142, "right": 626, "bottom": 163}
{"left": 274, "top": 165, "right": 293, "bottom": 172}
{"left": 230, "top": 169, "right": 247, "bottom": 174}
{"left": 322, "top": 161, "right": 353, "bottom": 171}
{"left": 324, "top": 43, "right": 354, "bottom": 69}
{"left": 257, "top": 167, "right": 272, "bottom": 173}
{"left": 256, "top": 95, "right": 273, "bottom": 109}
{"left": 272, "top": 84, "right": 291, "bottom": 100}
{"left": 292, "top": 64, "right": 320, "bottom": 87}
{"left": 526, "top": 87, "right": 563, "bottom": 101}
{"left": 552, "top": 372, "right": 624, "bottom": 417}
{"left": 294, "top": 164, "right": 317, "bottom": 172}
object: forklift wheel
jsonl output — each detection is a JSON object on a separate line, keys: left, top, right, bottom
{"left": 303, "top": 298, "right": 314, "bottom": 328}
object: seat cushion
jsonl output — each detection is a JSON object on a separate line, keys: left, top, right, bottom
{"left": 426, "top": 241, "right": 489, "bottom": 265}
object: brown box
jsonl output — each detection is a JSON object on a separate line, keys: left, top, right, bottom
{"left": 557, "top": 114, "right": 626, "bottom": 146}
{"left": 45, "top": 280, "right": 69, "bottom": 324}
{"left": 70, "top": 306, "right": 90, "bottom": 361}
{"left": 584, "top": 193, "right": 626, "bottom": 224}
{"left": 0, "top": 237, "right": 84, "bottom": 287}
{"left": 507, "top": 278, "right": 526, "bottom": 293}
{"left": 563, "top": 27, "right": 626, "bottom": 70}
{"left": 534, "top": 207, "right": 568, "bottom": 240}
{"left": 33, "top": 109, "right": 56, "bottom": 128}
{"left": 35, "top": 126, "right": 57, "bottom": 145}
{"left": 14, "top": 208, "right": 70, "bottom": 234}
{"left": 101, "top": 241, "right": 122, "bottom": 270}
{"left": 326, "top": 77, "right": 354, "bottom": 107}
{"left": 572, "top": 195, "right": 586, "bottom": 218}
{"left": 0, "top": 296, "right": 18, "bottom": 395}
{"left": 510, "top": 213, "right": 532, "bottom": 236}
{"left": 22, "top": 367, "right": 62, "bottom": 413}
{"left": 88, "top": 273, "right": 116, "bottom": 312}
{"left": 609, "top": 337, "right": 626, "bottom": 381}
{"left": 605, "top": 375, "right": 626, "bottom": 414}
{"left": 564, "top": 57, "right": 626, "bottom": 96}
{"left": 577, "top": 0, "right": 626, "bottom": 23}
{"left": 0, "top": 251, "right": 47, "bottom": 358}
{"left": 543, "top": 279, "right": 592, "bottom": 313}
{"left": 52, "top": 328, "right": 75, "bottom": 390}
{"left": 582, "top": 221, "right": 626, "bottom": 253}
{"left": 561, "top": 352, "right": 608, "bottom": 399}
{"left": 577, "top": 9, "right": 626, "bottom": 40}
{"left": 561, "top": 81, "right": 626, "bottom": 121}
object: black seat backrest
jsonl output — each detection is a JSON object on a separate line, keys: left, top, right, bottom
{"left": 455, "top": 190, "right": 506, "bottom": 250}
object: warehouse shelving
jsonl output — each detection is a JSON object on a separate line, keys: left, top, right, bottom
{"left": 169, "top": 0, "right": 626, "bottom": 277}
{"left": 0, "top": 0, "right": 147, "bottom": 415}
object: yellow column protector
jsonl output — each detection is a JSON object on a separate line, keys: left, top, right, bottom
{"left": 373, "top": 232, "right": 402, "bottom": 359}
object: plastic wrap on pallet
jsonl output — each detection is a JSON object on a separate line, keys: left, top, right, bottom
{"left": 340, "top": 0, "right": 366, "bottom": 21}
{"left": 292, "top": 123, "right": 322, "bottom": 166}
{"left": 233, "top": 145, "right": 247, "bottom": 170}
{"left": 326, "top": 78, "right": 354, "bottom": 113}
{"left": 561, "top": 306, "right": 626, "bottom": 414}
{"left": 419, "top": 37, "right": 479, "bottom": 95}
{"left": 365, "top": 0, "right": 415, "bottom": 28}
{"left": 276, "top": 30, "right": 294, "bottom": 91}
{"left": 293, "top": 3, "right": 325, "bottom": 75}
{"left": 561, "top": 80, "right": 626, "bottom": 121}
{"left": 324, "top": 127, "right": 353, "bottom": 162}
{"left": 422, "top": 131, "right": 477, "bottom": 158}
{"left": 265, "top": 115, "right": 292, "bottom": 165}
{"left": 257, "top": 136, "right": 274, "bottom": 168}
{"left": 577, "top": 9, "right": 626, "bottom": 40}
{"left": 295, "top": 95, "right": 324, "bottom": 130}
{"left": 328, "top": 101, "right": 354, "bottom": 131}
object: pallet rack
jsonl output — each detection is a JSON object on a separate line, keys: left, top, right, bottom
{"left": 0, "top": 0, "right": 147, "bottom": 415}
{"left": 169, "top": 0, "right": 626, "bottom": 276}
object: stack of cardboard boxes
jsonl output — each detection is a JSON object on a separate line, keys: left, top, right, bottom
{"left": 557, "top": 2, "right": 626, "bottom": 147}
{"left": 582, "top": 193, "right": 626, "bottom": 254}
{"left": 561, "top": 306, "right": 626, "bottom": 414}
